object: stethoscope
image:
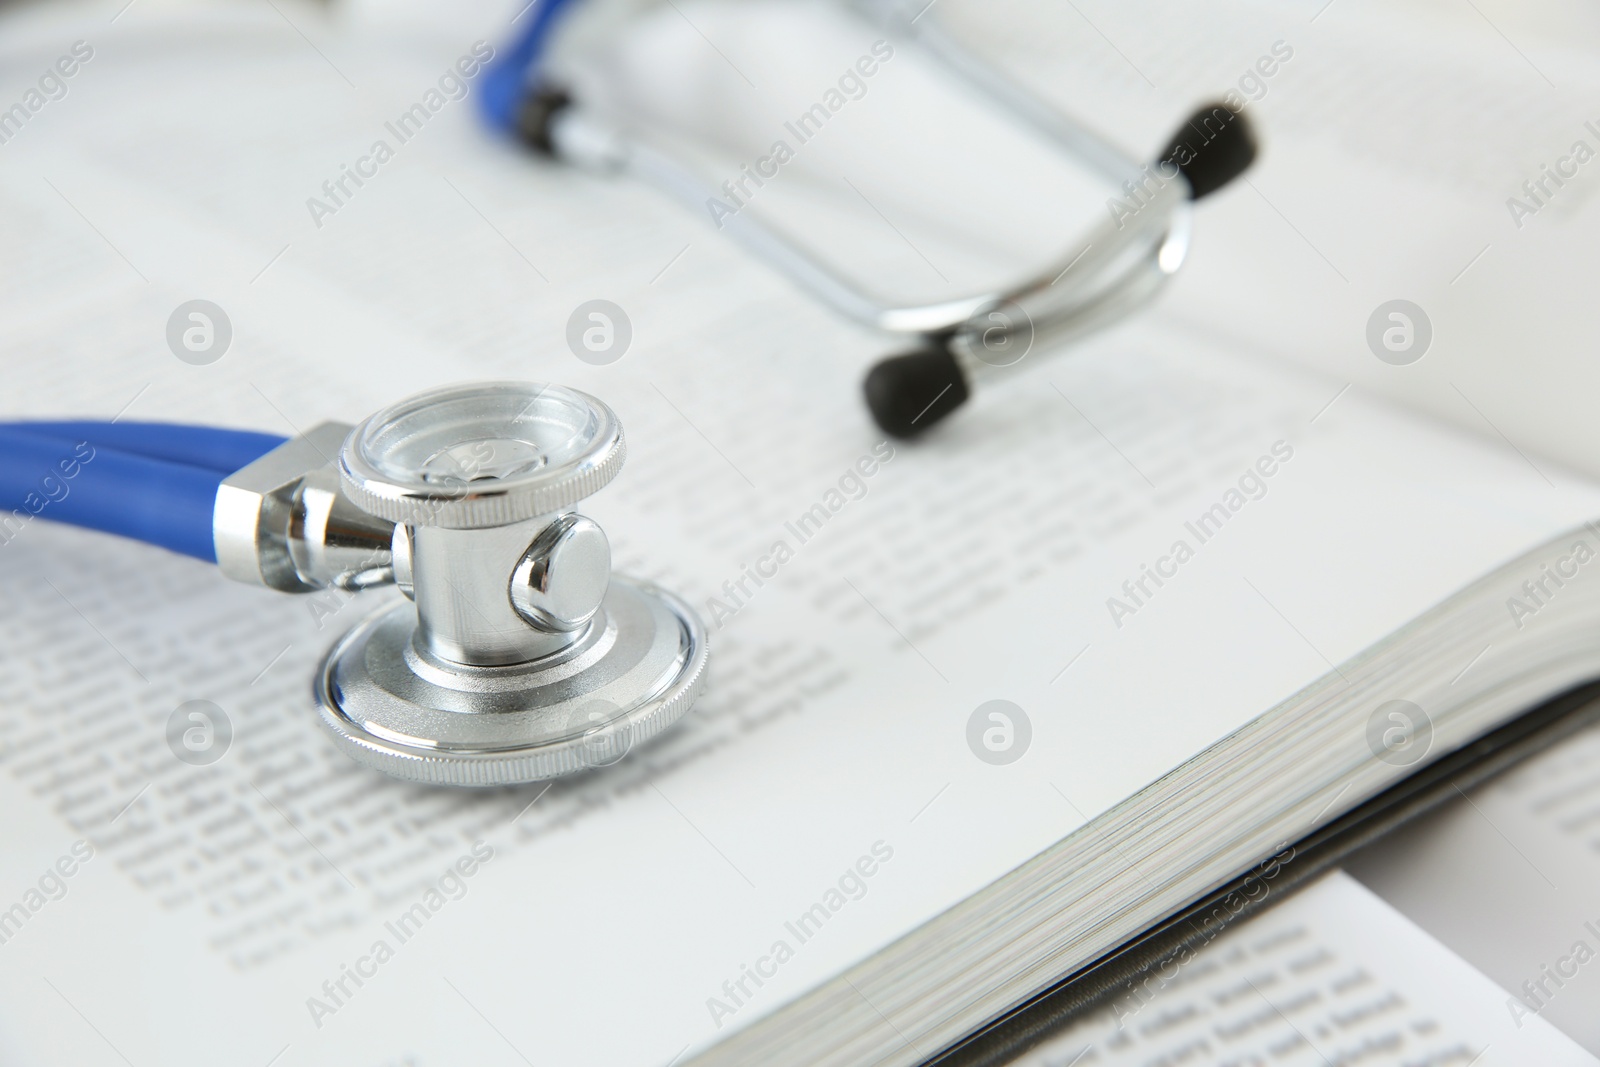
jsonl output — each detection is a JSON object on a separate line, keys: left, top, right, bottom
{"left": 477, "top": 0, "right": 1257, "bottom": 437}
{"left": 0, "top": 383, "right": 707, "bottom": 787}
{"left": 4, "top": 5, "right": 1254, "bottom": 788}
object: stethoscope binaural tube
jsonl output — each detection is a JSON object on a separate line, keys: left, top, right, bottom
{"left": 477, "top": 0, "right": 1257, "bottom": 438}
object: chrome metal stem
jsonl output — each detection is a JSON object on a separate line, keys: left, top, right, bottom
{"left": 409, "top": 518, "right": 584, "bottom": 667}
{"left": 214, "top": 422, "right": 395, "bottom": 594}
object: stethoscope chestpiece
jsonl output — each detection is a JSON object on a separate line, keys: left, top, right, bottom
{"left": 313, "top": 382, "right": 707, "bottom": 787}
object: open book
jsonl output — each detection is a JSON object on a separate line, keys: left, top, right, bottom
{"left": 1, "top": 2, "right": 1598, "bottom": 1065}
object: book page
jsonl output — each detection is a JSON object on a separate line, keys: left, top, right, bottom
{"left": 1013, "top": 870, "right": 1598, "bottom": 1067}
{"left": 1, "top": 5, "right": 1599, "bottom": 1066}
{"left": 1347, "top": 721, "right": 1600, "bottom": 1055}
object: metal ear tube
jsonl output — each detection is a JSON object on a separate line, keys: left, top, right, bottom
{"left": 862, "top": 103, "right": 1256, "bottom": 439}
{"left": 487, "top": 0, "right": 1258, "bottom": 441}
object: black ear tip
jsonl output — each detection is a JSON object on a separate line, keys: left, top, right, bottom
{"left": 863, "top": 348, "right": 971, "bottom": 439}
{"left": 1161, "top": 103, "right": 1257, "bottom": 200}
{"left": 515, "top": 84, "right": 573, "bottom": 155}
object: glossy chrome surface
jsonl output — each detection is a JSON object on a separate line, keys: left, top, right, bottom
{"left": 338, "top": 381, "right": 625, "bottom": 529}
{"left": 213, "top": 421, "right": 395, "bottom": 593}
{"left": 546, "top": 3, "right": 1190, "bottom": 351}
{"left": 304, "top": 381, "right": 707, "bottom": 786}
{"left": 509, "top": 513, "right": 611, "bottom": 633}
{"left": 409, "top": 519, "right": 582, "bottom": 666}
{"left": 316, "top": 577, "right": 707, "bottom": 786}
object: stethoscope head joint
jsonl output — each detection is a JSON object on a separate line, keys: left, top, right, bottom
{"left": 306, "top": 381, "right": 707, "bottom": 786}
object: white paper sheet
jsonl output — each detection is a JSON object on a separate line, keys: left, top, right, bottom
{"left": 1014, "top": 870, "right": 1599, "bottom": 1067}
{"left": 1349, "top": 722, "right": 1600, "bottom": 1055}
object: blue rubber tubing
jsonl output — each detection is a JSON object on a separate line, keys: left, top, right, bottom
{"left": 479, "top": 0, "right": 584, "bottom": 133}
{"left": 0, "top": 425, "right": 285, "bottom": 562}
{"left": 0, "top": 421, "right": 285, "bottom": 475}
